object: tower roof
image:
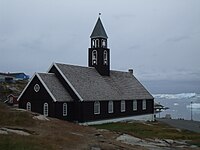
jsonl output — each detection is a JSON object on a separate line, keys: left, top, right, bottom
{"left": 90, "top": 17, "right": 108, "bottom": 39}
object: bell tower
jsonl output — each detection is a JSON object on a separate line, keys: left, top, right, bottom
{"left": 88, "top": 16, "right": 110, "bottom": 76}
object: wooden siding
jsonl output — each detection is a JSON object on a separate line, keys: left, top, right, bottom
{"left": 18, "top": 76, "right": 74, "bottom": 120}
{"left": 79, "top": 99, "right": 154, "bottom": 122}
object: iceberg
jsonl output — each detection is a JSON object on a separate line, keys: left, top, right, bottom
{"left": 153, "top": 93, "right": 197, "bottom": 100}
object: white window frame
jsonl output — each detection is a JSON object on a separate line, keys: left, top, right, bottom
{"left": 92, "top": 39, "right": 96, "bottom": 48}
{"left": 94, "top": 101, "right": 100, "bottom": 115}
{"left": 96, "top": 39, "right": 99, "bottom": 47}
{"left": 63, "top": 103, "right": 67, "bottom": 116}
{"left": 103, "top": 50, "right": 108, "bottom": 65}
{"left": 34, "top": 84, "right": 40, "bottom": 92}
{"left": 26, "top": 102, "right": 31, "bottom": 111}
{"left": 92, "top": 50, "right": 97, "bottom": 65}
{"left": 121, "top": 100, "right": 125, "bottom": 112}
{"left": 102, "top": 39, "right": 106, "bottom": 48}
{"left": 43, "top": 103, "right": 48, "bottom": 116}
{"left": 142, "top": 99, "right": 146, "bottom": 110}
{"left": 108, "top": 101, "right": 113, "bottom": 113}
{"left": 133, "top": 100, "right": 137, "bottom": 111}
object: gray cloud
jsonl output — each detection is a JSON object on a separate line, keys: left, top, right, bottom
{"left": 0, "top": 0, "right": 200, "bottom": 84}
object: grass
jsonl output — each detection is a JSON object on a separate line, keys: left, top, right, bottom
{"left": 0, "top": 102, "right": 90, "bottom": 150}
{"left": 0, "top": 103, "right": 48, "bottom": 150}
{"left": 0, "top": 134, "right": 54, "bottom": 150}
{"left": 0, "top": 103, "right": 35, "bottom": 127}
{"left": 1, "top": 101, "right": 200, "bottom": 149}
{"left": 93, "top": 121, "right": 200, "bottom": 146}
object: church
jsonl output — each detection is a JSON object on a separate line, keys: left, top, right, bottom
{"left": 17, "top": 17, "right": 154, "bottom": 124}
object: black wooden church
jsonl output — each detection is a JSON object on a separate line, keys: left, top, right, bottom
{"left": 18, "top": 17, "right": 154, "bottom": 124}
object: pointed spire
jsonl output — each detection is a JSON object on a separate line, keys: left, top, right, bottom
{"left": 90, "top": 16, "right": 108, "bottom": 39}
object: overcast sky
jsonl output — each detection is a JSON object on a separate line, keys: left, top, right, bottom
{"left": 1, "top": 0, "right": 200, "bottom": 83}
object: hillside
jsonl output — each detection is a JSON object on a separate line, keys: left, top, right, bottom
{"left": 0, "top": 81, "right": 27, "bottom": 101}
{"left": 0, "top": 102, "right": 200, "bottom": 150}
{"left": 0, "top": 102, "right": 142, "bottom": 150}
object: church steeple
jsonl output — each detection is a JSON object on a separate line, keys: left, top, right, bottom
{"left": 88, "top": 16, "right": 110, "bottom": 76}
{"left": 90, "top": 17, "right": 108, "bottom": 39}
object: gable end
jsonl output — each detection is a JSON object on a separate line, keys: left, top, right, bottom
{"left": 17, "top": 73, "right": 57, "bottom": 102}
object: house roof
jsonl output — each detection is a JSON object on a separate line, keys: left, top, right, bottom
{"left": 38, "top": 73, "right": 73, "bottom": 102}
{"left": 54, "top": 63, "right": 153, "bottom": 101}
{"left": 90, "top": 17, "right": 108, "bottom": 39}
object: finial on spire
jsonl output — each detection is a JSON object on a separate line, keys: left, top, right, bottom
{"left": 99, "top": 12, "right": 101, "bottom": 17}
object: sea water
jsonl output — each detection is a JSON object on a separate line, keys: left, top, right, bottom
{"left": 153, "top": 93, "right": 200, "bottom": 121}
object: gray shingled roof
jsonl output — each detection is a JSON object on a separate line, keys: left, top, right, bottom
{"left": 55, "top": 63, "right": 153, "bottom": 101}
{"left": 90, "top": 17, "right": 108, "bottom": 39}
{"left": 38, "top": 73, "right": 73, "bottom": 102}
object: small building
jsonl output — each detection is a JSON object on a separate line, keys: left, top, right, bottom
{"left": 0, "top": 72, "right": 29, "bottom": 82}
{"left": 18, "top": 17, "right": 154, "bottom": 124}
{"left": 9, "top": 73, "right": 29, "bottom": 81}
{"left": 4, "top": 94, "right": 18, "bottom": 106}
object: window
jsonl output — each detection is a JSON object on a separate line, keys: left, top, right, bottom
{"left": 121, "top": 100, "right": 125, "bottom": 112}
{"left": 103, "top": 50, "right": 108, "bottom": 65}
{"left": 94, "top": 101, "right": 100, "bottom": 114}
{"left": 43, "top": 103, "right": 48, "bottom": 116}
{"left": 63, "top": 103, "right": 67, "bottom": 116}
{"left": 133, "top": 100, "right": 137, "bottom": 111}
{"left": 142, "top": 99, "right": 146, "bottom": 110}
{"left": 108, "top": 101, "right": 113, "bottom": 113}
{"left": 96, "top": 39, "right": 99, "bottom": 47}
{"left": 26, "top": 102, "right": 31, "bottom": 111}
{"left": 102, "top": 39, "right": 106, "bottom": 48}
{"left": 92, "top": 50, "right": 97, "bottom": 65}
{"left": 9, "top": 97, "right": 13, "bottom": 103}
{"left": 92, "top": 39, "right": 96, "bottom": 47}
{"left": 34, "top": 84, "right": 40, "bottom": 92}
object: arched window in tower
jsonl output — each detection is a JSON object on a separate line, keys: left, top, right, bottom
{"left": 96, "top": 39, "right": 99, "bottom": 47}
{"left": 92, "top": 50, "right": 97, "bottom": 65}
{"left": 102, "top": 39, "right": 106, "bottom": 48}
{"left": 92, "top": 39, "right": 96, "bottom": 48}
{"left": 103, "top": 50, "right": 108, "bottom": 65}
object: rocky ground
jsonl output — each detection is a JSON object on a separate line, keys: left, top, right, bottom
{"left": 0, "top": 81, "right": 27, "bottom": 101}
{"left": 0, "top": 82, "right": 199, "bottom": 149}
{"left": 0, "top": 103, "right": 199, "bottom": 150}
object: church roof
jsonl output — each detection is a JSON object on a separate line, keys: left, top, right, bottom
{"left": 90, "top": 17, "right": 108, "bottom": 39}
{"left": 38, "top": 73, "right": 73, "bottom": 102}
{"left": 53, "top": 63, "right": 153, "bottom": 101}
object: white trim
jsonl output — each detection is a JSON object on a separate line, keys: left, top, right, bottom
{"left": 36, "top": 73, "right": 57, "bottom": 102}
{"left": 63, "top": 103, "right": 67, "bottom": 116}
{"left": 34, "top": 84, "right": 40, "bottom": 92}
{"left": 133, "top": 100, "right": 137, "bottom": 111}
{"left": 94, "top": 101, "right": 100, "bottom": 115}
{"left": 17, "top": 73, "right": 37, "bottom": 101}
{"left": 103, "top": 50, "right": 108, "bottom": 65}
{"left": 142, "top": 99, "right": 147, "bottom": 110}
{"left": 80, "top": 114, "right": 155, "bottom": 125}
{"left": 92, "top": 50, "right": 97, "bottom": 65}
{"left": 108, "top": 101, "right": 113, "bottom": 113}
{"left": 17, "top": 72, "right": 57, "bottom": 102}
{"left": 54, "top": 63, "right": 83, "bottom": 101}
{"left": 121, "top": 100, "right": 125, "bottom": 112}
{"left": 26, "top": 102, "right": 31, "bottom": 111}
{"left": 43, "top": 103, "right": 48, "bottom": 116}
{"left": 47, "top": 62, "right": 55, "bottom": 73}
